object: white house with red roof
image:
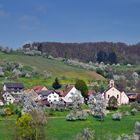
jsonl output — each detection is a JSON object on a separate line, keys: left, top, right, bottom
{"left": 103, "top": 80, "right": 129, "bottom": 106}
{"left": 61, "top": 86, "right": 84, "bottom": 103}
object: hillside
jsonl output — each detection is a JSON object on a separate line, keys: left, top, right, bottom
{"left": 23, "top": 42, "right": 140, "bottom": 64}
{"left": 0, "top": 52, "right": 104, "bottom": 86}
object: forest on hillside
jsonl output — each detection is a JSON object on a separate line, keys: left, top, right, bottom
{"left": 23, "top": 42, "right": 140, "bottom": 64}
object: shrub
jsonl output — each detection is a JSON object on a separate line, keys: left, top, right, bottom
{"left": 66, "top": 112, "right": 77, "bottom": 121}
{"left": 5, "top": 108, "right": 13, "bottom": 116}
{"left": 96, "top": 68, "right": 104, "bottom": 76}
{"left": 131, "top": 108, "right": 137, "bottom": 116}
{"left": 135, "top": 121, "right": 140, "bottom": 138}
{"left": 131, "top": 102, "right": 140, "bottom": 111}
{"left": 0, "top": 109, "right": 6, "bottom": 117}
{"left": 124, "top": 111, "right": 130, "bottom": 116}
{"left": 76, "top": 128, "right": 95, "bottom": 140}
{"left": 76, "top": 111, "right": 88, "bottom": 120}
{"left": 112, "top": 112, "right": 122, "bottom": 121}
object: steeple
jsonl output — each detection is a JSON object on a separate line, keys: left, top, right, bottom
{"left": 109, "top": 80, "right": 115, "bottom": 88}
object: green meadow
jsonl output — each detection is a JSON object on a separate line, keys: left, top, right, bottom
{"left": 0, "top": 107, "right": 140, "bottom": 140}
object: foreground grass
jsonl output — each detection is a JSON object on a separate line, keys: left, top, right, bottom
{"left": 46, "top": 113, "right": 140, "bottom": 140}
{"left": 0, "top": 111, "right": 140, "bottom": 140}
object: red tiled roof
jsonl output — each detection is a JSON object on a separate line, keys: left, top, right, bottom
{"left": 62, "top": 86, "right": 74, "bottom": 97}
{"left": 55, "top": 90, "right": 64, "bottom": 96}
{"left": 33, "top": 86, "right": 48, "bottom": 93}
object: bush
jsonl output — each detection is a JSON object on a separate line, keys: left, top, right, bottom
{"left": 76, "top": 111, "right": 88, "bottom": 120}
{"left": 76, "top": 128, "right": 95, "bottom": 140}
{"left": 0, "top": 109, "right": 6, "bottom": 117}
{"left": 131, "top": 108, "right": 137, "bottom": 116}
{"left": 112, "top": 112, "right": 122, "bottom": 121}
{"left": 96, "top": 68, "right": 104, "bottom": 76}
{"left": 131, "top": 102, "right": 140, "bottom": 111}
{"left": 123, "top": 111, "right": 130, "bottom": 116}
{"left": 66, "top": 112, "right": 77, "bottom": 121}
{"left": 5, "top": 108, "right": 13, "bottom": 116}
{"left": 135, "top": 121, "right": 140, "bottom": 137}
{"left": 66, "top": 111, "right": 88, "bottom": 121}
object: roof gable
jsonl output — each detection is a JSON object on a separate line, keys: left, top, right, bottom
{"left": 62, "top": 86, "right": 75, "bottom": 97}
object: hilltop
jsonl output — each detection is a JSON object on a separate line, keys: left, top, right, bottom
{"left": 23, "top": 42, "right": 140, "bottom": 64}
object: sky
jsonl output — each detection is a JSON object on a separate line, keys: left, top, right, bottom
{"left": 0, "top": 0, "right": 140, "bottom": 48}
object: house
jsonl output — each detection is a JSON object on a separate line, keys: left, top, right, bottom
{"left": 127, "top": 93, "right": 137, "bottom": 102}
{"left": 2, "top": 92, "right": 15, "bottom": 104}
{"left": 88, "top": 90, "right": 96, "bottom": 97}
{"left": 37, "top": 90, "right": 60, "bottom": 104}
{"left": 24, "top": 89, "right": 38, "bottom": 101}
{"left": 33, "top": 86, "right": 48, "bottom": 94}
{"left": 3, "top": 83, "right": 24, "bottom": 94}
{"left": 61, "top": 86, "right": 84, "bottom": 103}
{"left": 103, "top": 80, "right": 129, "bottom": 106}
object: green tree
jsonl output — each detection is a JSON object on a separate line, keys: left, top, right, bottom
{"left": 29, "top": 109, "right": 47, "bottom": 140}
{"left": 52, "top": 77, "right": 62, "bottom": 89}
{"left": 108, "top": 96, "right": 118, "bottom": 110}
{"left": 16, "top": 109, "right": 47, "bottom": 140}
{"left": 16, "top": 113, "right": 34, "bottom": 140}
{"left": 75, "top": 80, "right": 88, "bottom": 99}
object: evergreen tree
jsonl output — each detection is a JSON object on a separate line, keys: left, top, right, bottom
{"left": 108, "top": 52, "right": 117, "bottom": 64}
{"left": 97, "top": 51, "right": 107, "bottom": 63}
{"left": 52, "top": 77, "right": 62, "bottom": 89}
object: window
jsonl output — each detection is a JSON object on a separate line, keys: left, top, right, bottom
{"left": 71, "top": 92, "right": 74, "bottom": 95}
{"left": 54, "top": 96, "right": 57, "bottom": 98}
{"left": 117, "top": 95, "right": 119, "bottom": 98}
{"left": 108, "top": 95, "right": 110, "bottom": 98}
{"left": 54, "top": 99, "right": 56, "bottom": 102}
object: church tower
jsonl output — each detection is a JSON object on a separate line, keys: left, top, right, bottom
{"left": 109, "top": 80, "right": 115, "bottom": 88}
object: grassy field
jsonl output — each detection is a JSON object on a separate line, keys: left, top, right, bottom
{"left": 1, "top": 108, "right": 140, "bottom": 140}
{"left": 0, "top": 52, "right": 104, "bottom": 87}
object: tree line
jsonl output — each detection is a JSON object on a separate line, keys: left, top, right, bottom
{"left": 23, "top": 41, "right": 140, "bottom": 64}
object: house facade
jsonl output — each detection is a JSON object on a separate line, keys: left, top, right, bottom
{"left": 3, "top": 83, "right": 24, "bottom": 94}
{"left": 37, "top": 90, "right": 60, "bottom": 104}
{"left": 103, "top": 80, "right": 129, "bottom": 106}
{"left": 2, "top": 92, "right": 15, "bottom": 104}
{"left": 61, "top": 86, "right": 84, "bottom": 103}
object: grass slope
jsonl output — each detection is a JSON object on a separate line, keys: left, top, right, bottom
{"left": 0, "top": 52, "right": 104, "bottom": 82}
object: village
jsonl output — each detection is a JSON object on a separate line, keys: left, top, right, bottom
{"left": 0, "top": 79, "right": 137, "bottom": 109}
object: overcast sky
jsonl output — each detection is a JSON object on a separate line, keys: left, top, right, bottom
{"left": 0, "top": 0, "right": 140, "bottom": 48}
